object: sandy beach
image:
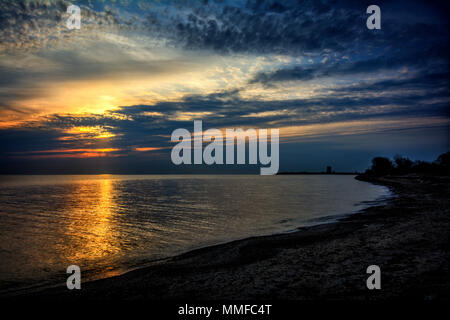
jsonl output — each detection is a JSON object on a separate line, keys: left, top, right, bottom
{"left": 14, "top": 175, "right": 450, "bottom": 300}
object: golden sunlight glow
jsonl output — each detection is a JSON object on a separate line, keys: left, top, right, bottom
{"left": 12, "top": 148, "right": 122, "bottom": 159}
{"left": 0, "top": 53, "right": 275, "bottom": 128}
{"left": 65, "top": 178, "right": 122, "bottom": 264}
{"left": 32, "top": 148, "right": 121, "bottom": 153}
{"left": 169, "top": 112, "right": 214, "bottom": 121}
{"left": 135, "top": 147, "right": 164, "bottom": 152}
{"left": 64, "top": 126, "right": 116, "bottom": 139}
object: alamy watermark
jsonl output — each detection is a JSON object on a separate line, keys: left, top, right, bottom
{"left": 170, "top": 120, "right": 279, "bottom": 175}
{"left": 366, "top": 265, "right": 381, "bottom": 290}
{"left": 66, "top": 265, "right": 81, "bottom": 289}
{"left": 66, "top": 4, "right": 81, "bottom": 30}
{"left": 366, "top": 5, "right": 381, "bottom": 30}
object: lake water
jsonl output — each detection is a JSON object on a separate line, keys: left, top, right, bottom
{"left": 0, "top": 174, "right": 390, "bottom": 295}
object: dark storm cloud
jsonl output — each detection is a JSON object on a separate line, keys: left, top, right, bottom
{"left": 146, "top": 0, "right": 450, "bottom": 95}
{"left": 0, "top": 126, "right": 65, "bottom": 153}
{"left": 146, "top": 0, "right": 448, "bottom": 56}
{"left": 153, "top": 1, "right": 359, "bottom": 55}
{"left": 327, "top": 71, "right": 450, "bottom": 95}
{"left": 249, "top": 43, "right": 449, "bottom": 85}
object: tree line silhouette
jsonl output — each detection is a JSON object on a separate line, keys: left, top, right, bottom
{"left": 365, "top": 152, "right": 450, "bottom": 176}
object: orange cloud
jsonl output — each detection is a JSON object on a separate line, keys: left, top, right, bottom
{"left": 135, "top": 147, "right": 164, "bottom": 152}
{"left": 25, "top": 152, "right": 121, "bottom": 159}
{"left": 10, "top": 148, "right": 122, "bottom": 159}
{"left": 63, "top": 126, "right": 116, "bottom": 139}
{"left": 40, "top": 148, "right": 120, "bottom": 153}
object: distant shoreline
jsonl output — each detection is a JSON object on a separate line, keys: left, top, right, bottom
{"left": 9, "top": 174, "right": 450, "bottom": 300}
{"left": 277, "top": 172, "right": 360, "bottom": 175}
{"left": 0, "top": 172, "right": 360, "bottom": 175}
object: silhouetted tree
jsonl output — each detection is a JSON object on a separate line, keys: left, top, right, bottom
{"left": 369, "top": 157, "right": 394, "bottom": 176}
{"left": 435, "top": 151, "right": 450, "bottom": 167}
{"left": 363, "top": 152, "right": 450, "bottom": 177}
{"left": 412, "top": 160, "right": 434, "bottom": 173}
{"left": 394, "top": 155, "right": 413, "bottom": 174}
{"left": 434, "top": 151, "right": 450, "bottom": 174}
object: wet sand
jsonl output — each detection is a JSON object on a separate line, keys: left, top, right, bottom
{"left": 17, "top": 175, "right": 450, "bottom": 300}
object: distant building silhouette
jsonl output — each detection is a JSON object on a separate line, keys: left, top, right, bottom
{"left": 326, "top": 166, "right": 332, "bottom": 174}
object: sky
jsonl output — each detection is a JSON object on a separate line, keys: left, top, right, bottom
{"left": 0, "top": 0, "right": 449, "bottom": 174}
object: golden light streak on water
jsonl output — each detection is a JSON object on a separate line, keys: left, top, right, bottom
{"left": 63, "top": 177, "right": 122, "bottom": 263}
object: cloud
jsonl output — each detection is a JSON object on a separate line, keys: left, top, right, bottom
{"left": 3, "top": 75, "right": 446, "bottom": 156}
{"left": 0, "top": 0, "right": 135, "bottom": 53}
{"left": 0, "top": 0, "right": 448, "bottom": 173}
{"left": 0, "top": 34, "right": 218, "bottom": 123}
{"left": 248, "top": 43, "right": 449, "bottom": 85}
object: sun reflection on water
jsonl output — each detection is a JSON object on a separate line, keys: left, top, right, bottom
{"left": 64, "top": 177, "right": 122, "bottom": 263}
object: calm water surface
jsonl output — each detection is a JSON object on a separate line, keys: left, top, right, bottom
{"left": 0, "top": 175, "right": 390, "bottom": 294}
